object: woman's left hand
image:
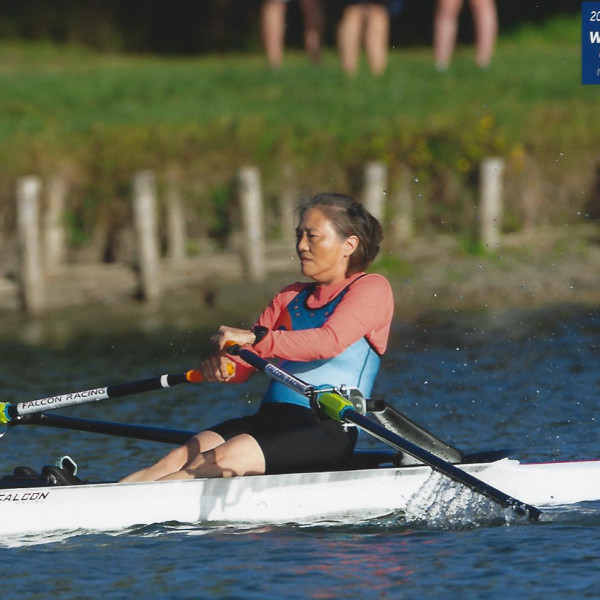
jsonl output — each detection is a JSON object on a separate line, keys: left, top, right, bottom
{"left": 199, "top": 354, "right": 236, "bottom": 382}
{"left": 211, "top": 325, "right": 256, "bottom": 350}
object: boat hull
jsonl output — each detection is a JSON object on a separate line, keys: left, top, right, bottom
{"left": 2, "top": 459, "right": 600, "bottom": 537}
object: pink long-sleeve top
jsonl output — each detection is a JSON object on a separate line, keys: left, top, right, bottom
{"left": 228, "top": 272, "right": 394, "bottom": 383}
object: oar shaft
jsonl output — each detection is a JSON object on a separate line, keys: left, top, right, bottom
{"left": 1, "top": 370, "right": 203, "bottom": 423}
{"left": 343, "top": 409, "right": 541, "bottom": 519}
{"left": 227, "top": 344, "right": 314, "bottom": 398}
{"left": 14, "top": 413, "right": 196, "bottom": 445}
{"left": 230, "top": 345, "right": 542, "bottom": 521}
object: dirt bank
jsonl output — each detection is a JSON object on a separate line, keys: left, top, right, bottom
{"left": 1, "top": 225, "right": 599, "bottom": 343}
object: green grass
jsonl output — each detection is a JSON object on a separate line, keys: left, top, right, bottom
{"left": 0, "top": 14, "right": 597, "bottom": 240}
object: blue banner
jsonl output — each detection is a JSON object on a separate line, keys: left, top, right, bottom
{"left": 582, "top": 1, "right": 600, "bottom": 84}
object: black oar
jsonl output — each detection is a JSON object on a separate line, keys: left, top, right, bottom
{"left": 0, "top": 369, "right": 208, "bottom": 425}
{"left": 13, "top": 412, "right": 196, "bottom": 445}
{"left": 226, "top": 343, "right": 542, "bottom": 520}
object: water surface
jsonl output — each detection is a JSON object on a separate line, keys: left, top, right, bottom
{"left": 0, "top": 303, "right": 599, "bottom": 599}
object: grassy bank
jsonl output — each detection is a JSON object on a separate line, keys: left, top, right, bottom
{"left": 0, "top": 15, "right": 598, "bottom": 246}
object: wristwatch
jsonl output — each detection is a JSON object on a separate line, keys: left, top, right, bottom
{"left": 251, "top": 326, "right": 269, "bottom": 345}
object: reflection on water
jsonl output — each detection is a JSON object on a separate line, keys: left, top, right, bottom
{"left": 0, "top": 279, "right": 284, "bottom": 348}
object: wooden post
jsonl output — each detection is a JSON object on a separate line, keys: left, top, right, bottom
{"left": 237, "top": 166, "right": 266, "bottom": 282}
{"left": 44, "top": 175, "right": 67, "bottom": 273}
{"left": 132, "top": 170, "right": 161, "bottom": 302}
{"left": 362, "top": 161, "right": 387, "bottom": 222}
{"left": 390, "top": 165, "right": 414, "bottom": 244}
{"left": 479, "top": 158, "right": 505, "bottom": 249}
{"left": 16, "top": 176, "right": 45, "bottom": 314}
{"left": 165, "top": 174, "right": 186, "bottom": 263}
{"left": 279, "top": 164, "right": 297, "bottom": 243}
{"left": 522, "top": 156, "right": 541, "bottom": 230}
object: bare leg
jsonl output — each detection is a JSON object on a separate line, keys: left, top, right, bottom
{"left": 469, "top": 0, "right": 497, "bottom": 68}
{"left": 300, "top": 0, "right": 323, "bottom": 64}
{"left": 364, "top": 5, "right": 389, "bottom": 76}
{"left": 261, "top": 1, "right": 287, "bottom": 68}
{"left": 159, "top": 434, "right": 266, "bottom": 480}
{"left": 338, "top": 5, "right": 365, "bottom": 76}
{"left": 119, "top": 430, "right": 225, "bottom": 483}
{"left": 433, "top": 0, "right": 463, "bottom": 71}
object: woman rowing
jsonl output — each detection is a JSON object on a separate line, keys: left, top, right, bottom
{"left": 121, "top": 192, "right": 394, "bottom": 482}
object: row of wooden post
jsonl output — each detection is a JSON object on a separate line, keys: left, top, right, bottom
{"left": 13, "top": 158, "right": 505, "bottom": 314}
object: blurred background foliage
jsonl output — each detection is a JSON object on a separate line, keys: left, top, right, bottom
{"left": 0, "top": 0, "right": 581, "bottom": 54}
{"left": 0, "top": 1, "right": 595, "bottom": 256}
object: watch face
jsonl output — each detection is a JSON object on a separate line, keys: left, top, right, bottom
{"left": 252, "top": 326, "right": 268, "bottom": 344}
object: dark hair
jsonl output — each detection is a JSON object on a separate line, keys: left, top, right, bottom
{"left": 296, "top": 192, "right": 383, "bottom": 272}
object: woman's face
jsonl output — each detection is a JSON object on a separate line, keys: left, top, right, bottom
{"left": 295, "top": 208, "right": 358, "bottom": 285}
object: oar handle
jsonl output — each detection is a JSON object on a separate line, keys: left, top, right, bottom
{"left": 225, "top": 342, "right": 315, "bottom": 399}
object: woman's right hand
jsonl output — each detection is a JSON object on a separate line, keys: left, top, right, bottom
{"left": 199, "top": 354, "right": 236, "bottom": 382}
{"left": 211, "top": 325, "right": 256, "bottom": 350}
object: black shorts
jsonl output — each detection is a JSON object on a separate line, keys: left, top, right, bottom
{"left": 209, "top": 403, "right": 358, "bottom": 475}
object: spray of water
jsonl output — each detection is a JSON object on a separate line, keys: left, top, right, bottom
{"left": 404, "top": 471, "right": 520, "bottom": 529}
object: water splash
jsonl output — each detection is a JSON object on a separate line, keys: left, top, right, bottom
{"left": 404, "top": 471, "right": 517, "bottom": 529}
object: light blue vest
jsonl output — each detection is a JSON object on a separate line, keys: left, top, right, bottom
{"left": 262, "top": 278, "right": 381, "bottom": 408}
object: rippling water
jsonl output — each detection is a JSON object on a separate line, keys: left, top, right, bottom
{"left": 0, "top": 303, "right": 599, "bottom": 599}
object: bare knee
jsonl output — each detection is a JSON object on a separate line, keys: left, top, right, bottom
{"left": 185, "top": 434, "right": 266, "bottom": 478}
